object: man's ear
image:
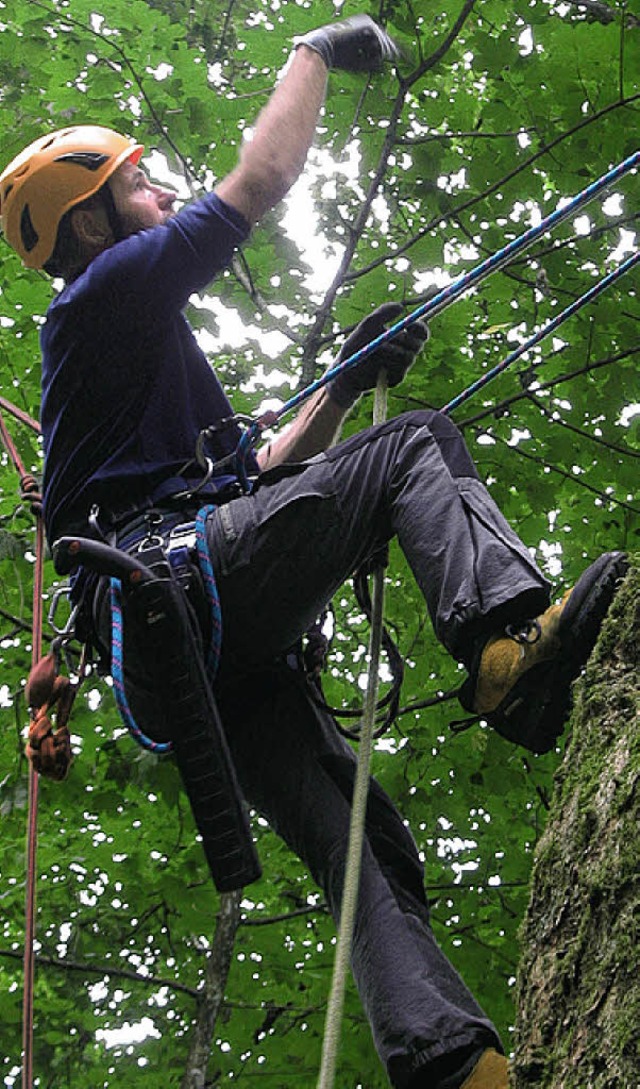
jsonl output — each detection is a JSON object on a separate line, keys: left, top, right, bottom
{"left": 70, "top": 206, "right": 112, "bottom": 250}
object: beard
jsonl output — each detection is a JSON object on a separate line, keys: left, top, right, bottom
{"left": 119, "top": 203, "right": 176, "bottom": 238}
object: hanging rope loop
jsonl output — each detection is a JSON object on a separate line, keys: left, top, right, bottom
{"left": 19, "top": 473, "right": 43, "bottom": 517}
{"left": 25, "top": 650, "right": 75, "bottom": 780}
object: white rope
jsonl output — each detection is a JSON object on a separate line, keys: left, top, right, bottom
{"left": 316, "top": 375, "right": 388, "bottom": 1089}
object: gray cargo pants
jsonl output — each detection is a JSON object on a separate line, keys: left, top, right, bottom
{"left": 206, "top": 408, "right": 550, "bottom": 676}
{"left": 203, "top": 409, "right": 550, "bottom": 1087}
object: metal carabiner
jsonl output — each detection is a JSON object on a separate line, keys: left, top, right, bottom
{"left": 48, "top": 584, "right": 81, "bottom": 639}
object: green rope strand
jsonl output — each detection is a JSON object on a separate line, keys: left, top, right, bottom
{"left": 316, "top": 374, "right": 388, "bottom": 1089}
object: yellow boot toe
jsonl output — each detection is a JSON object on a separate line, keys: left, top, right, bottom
{"left": 460, "top": 1048, "right": 509, "bottom": 1089}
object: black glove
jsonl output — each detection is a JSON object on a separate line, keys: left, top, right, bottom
{"left": 295, "top": 14, "right": 399, "bottom": 72}
{"left": 328, "top": 302, "right": 430, "bottom": 409}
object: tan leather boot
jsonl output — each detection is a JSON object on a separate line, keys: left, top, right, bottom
{"left": 460, "top": 1048, "right": 509, "bottom": 1088}
{"left": 471, "top": 594, "right": 568, "bottom": 716}
{"left": 458, "top": 551, "right": 627, "bottom": 753}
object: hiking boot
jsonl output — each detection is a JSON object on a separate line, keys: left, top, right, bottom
{"left": 460, "top": 1048, "right": 509, "bottom": 1088}
{"left": 458, "top": 551, "right": 628, "bottom": 753}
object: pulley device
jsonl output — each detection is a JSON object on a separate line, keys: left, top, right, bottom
{"left": 52, "top": 535, "right": 261, "bottom": 892}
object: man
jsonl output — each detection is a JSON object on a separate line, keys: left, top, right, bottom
{"left": 0, "top": 15, "right": 626, "bottom": 1089}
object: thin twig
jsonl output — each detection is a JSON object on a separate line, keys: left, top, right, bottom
{"left": 526, "top": 391, "right": 640, "bottom": 460}
{"left": 346, "top": 93, "right": 640, "bottom": 282}
{"left": 474, "top": 425, "right": 640, "bottom": 516}
{"left": 456, "top": 343, "right": 640, "bottom": 428}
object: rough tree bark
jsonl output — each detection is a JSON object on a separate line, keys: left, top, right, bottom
{"left": 512, "top": 556, "right": 639, "bottom": 1089}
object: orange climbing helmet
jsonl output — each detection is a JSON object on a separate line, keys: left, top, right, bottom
{"left": 0, "top": 125, "right": 144, "bottom": 269}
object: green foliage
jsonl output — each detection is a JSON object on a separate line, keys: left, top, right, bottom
{"left": 0, "top": 0, "right": 638, "bottom": 1086}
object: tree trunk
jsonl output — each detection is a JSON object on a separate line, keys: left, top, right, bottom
{"left": 181, "top": 890, "right": 242, "bottom": 1089}
{"left": 512, "top": 557, "right": 639, "bottom": 1088}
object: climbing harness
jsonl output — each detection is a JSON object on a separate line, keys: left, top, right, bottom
{"left": 108, "top": 507, "right": 222, "bottom": 754}
{"left": 53, "top": 532, "right": 261, "bottom": 893}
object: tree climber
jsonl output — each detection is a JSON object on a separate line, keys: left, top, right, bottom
{"left": 0, "top": 14, "right": 627, "bottom": 1089}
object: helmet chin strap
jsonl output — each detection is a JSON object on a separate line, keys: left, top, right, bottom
{"left": 101, "top": 181, "right": 127, "bottom": 243}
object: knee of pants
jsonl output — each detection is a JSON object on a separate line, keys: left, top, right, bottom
{"left": 399, "top": 408, "right": 480, "bottom": 482}
{"left": 319, "top": 752, "right": 429, "bottom": 911}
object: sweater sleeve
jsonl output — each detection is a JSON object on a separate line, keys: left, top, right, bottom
{"left": 66, "top": 191, "right": 251, "bottom": 318}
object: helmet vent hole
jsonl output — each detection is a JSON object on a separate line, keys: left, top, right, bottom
{"left": 54, "top": 151, "right": 109, "bottom": 172}
{"left": 20, "top": 205, "right": 39, "bottom": 253}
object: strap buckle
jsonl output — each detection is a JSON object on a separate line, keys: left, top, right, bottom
{"left": 165, "top": 521, "right": 197, "bottom": 554}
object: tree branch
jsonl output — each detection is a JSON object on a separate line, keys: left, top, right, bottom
{"left": 215, "top": 0, "right": 239, "bottom": 60}
{"left": 0, "top": 947, "right": 200, "bottom": 998}
{"left": 473, "top": 425, "right": 640, "bottom": 516}
{"left": 455, "top": 343, "right": 640, "bottom": 428}
{"left": 394, "top": 686, "right": 460, "bottom": 720}
{"left": 0, "top": 606, "right": 39, "bottom": 636}
{"left": 395, "top": 128, "right": 536, "bottom": 145}
{"left": 345, "top": 93, "right": 640, "bottom": 283}
{"left": 241, "top": 903, "right": 328, "bottom": 926}
{"left": 180, "top": 890, "right": 242, "bottom": 1089}
{"left": 525, "top": 391, "right": 640, "bottom": 460}
{"left": 404, "top": 0, "right": 479, "bottom": 89}
{"left": 562, "top": 0, "right": 639, "bottom": 27}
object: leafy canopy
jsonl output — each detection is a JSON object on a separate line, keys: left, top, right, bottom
{"left": 0, "top": 0, "right": 638, "bottom": 1086}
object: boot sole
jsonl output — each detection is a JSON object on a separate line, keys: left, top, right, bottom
{"left": 485, "top": 551, "right": 628, "bottom": 753}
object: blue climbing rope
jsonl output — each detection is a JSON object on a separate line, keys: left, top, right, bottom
{"left": 195, "top": 504, "right": 223, "bottom": 674}
{"left": 110, "top": 577, "right": 173, "bottom": 755}
{"left": 234, "top": 149, "right": 639, "bottom": 488}
{"left": 110, "top": 506, "right": 224, "bottom": 754}
{"left": 441, "top": 249, "right": 639, "bottom": 415}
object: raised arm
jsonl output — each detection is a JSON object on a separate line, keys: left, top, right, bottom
{"left": 215, "top": 15, "right": 398, "bottom": 226}
{"left": 215, "top": 47, "right": 327, "bottom": 227}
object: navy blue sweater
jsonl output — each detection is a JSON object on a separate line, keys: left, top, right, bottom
{"left": 40, "top": 191, "right": 253, "bottom": 543}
